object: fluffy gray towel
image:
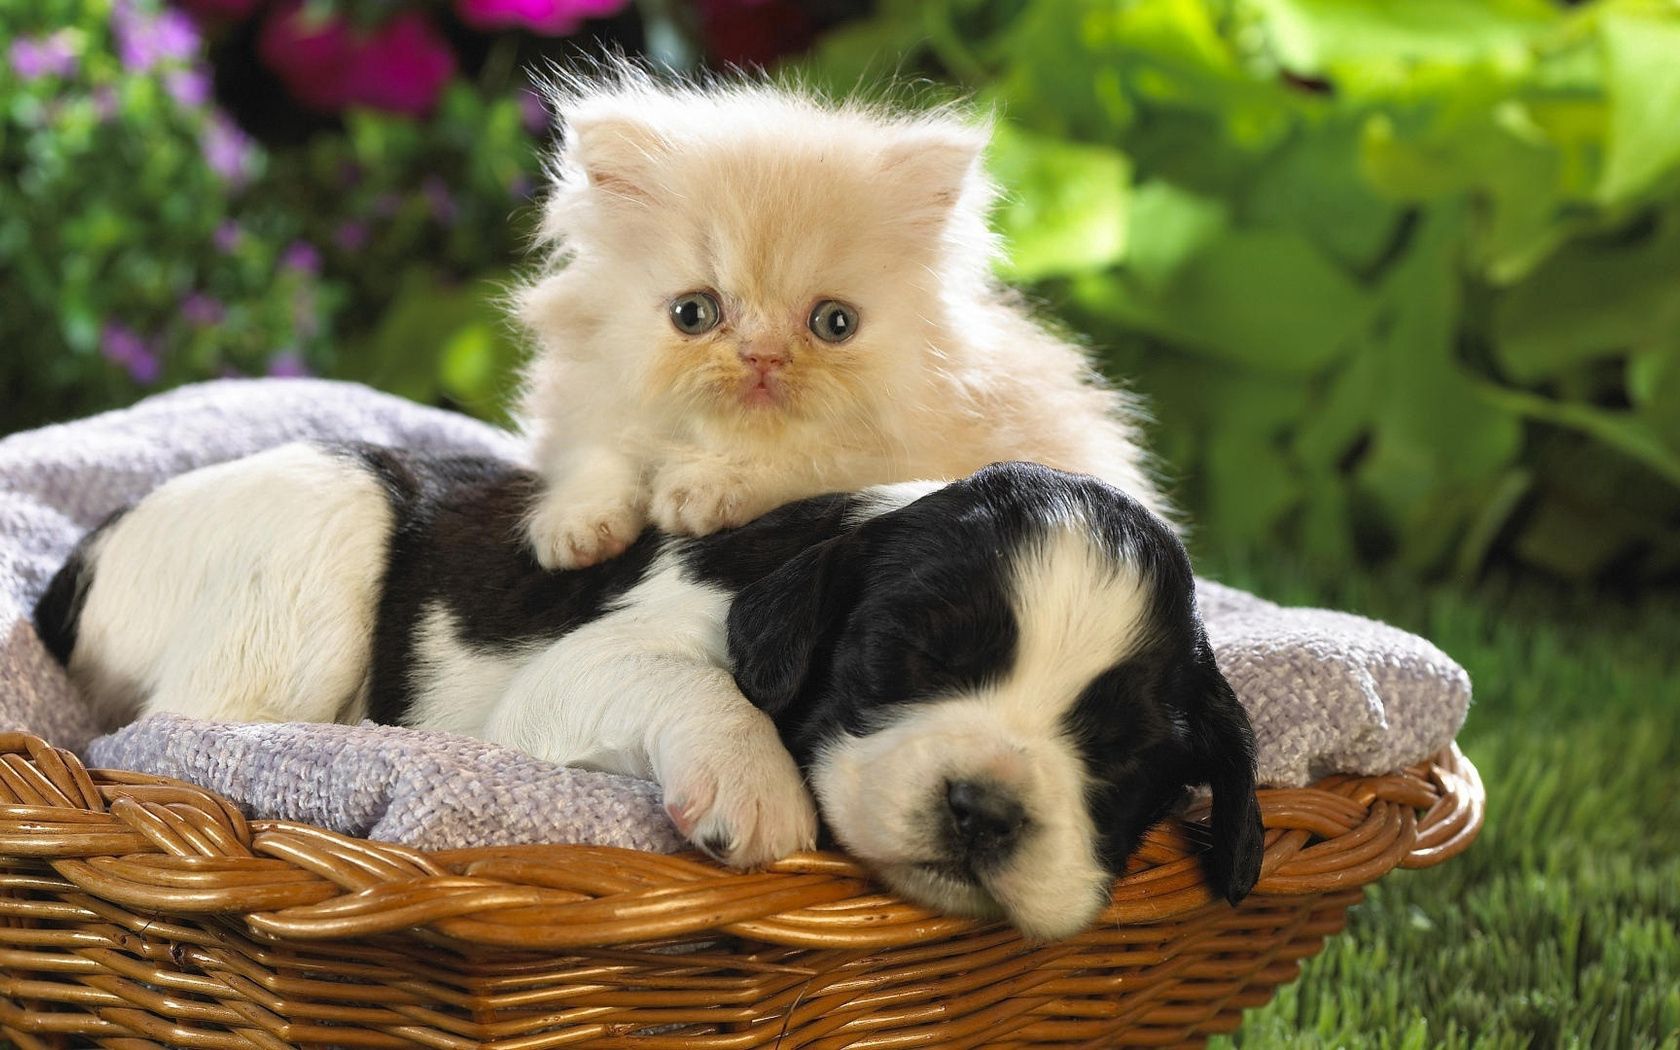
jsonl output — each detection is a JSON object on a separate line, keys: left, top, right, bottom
{"left": 1, "top": 380, "right": 1469, "bottom": 852}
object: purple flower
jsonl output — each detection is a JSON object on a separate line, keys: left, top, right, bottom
{"left": 267, "top": 350, "right": 311, "bottom": 378}
{"left": 422, "top": 175, "right": 457, "bottom": 225}
{"left": 202, "top": 111, "right": 255, "bottom": 184}
{"left": 214, "top": 220, "right": 242, "bottom": 253}
{"left": 9, "top": 32, "right": 78, "bottom": 81}
{"left": 114, "top": 0, "right": 200, "bottom": 73}
{"left": 100, "top": 323, "right": 162, "bottom": 385}
{"left": 281, "top": 240, "right": 321, "bottom": 274}
{"left": 334, "top": 221, "right": 370, "bottom": 251}
{"left": 180, "top": 292, "right": 225, "bottom": 326}
{"left": 518, "top": 89, "right": 550, "bottom": 135}
{"left": 166, "top": 68, "right": 212, "bottom": 108}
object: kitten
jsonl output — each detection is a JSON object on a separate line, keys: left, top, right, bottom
{"left": 517, "top": 65, "right": 1167, "bottom": 568}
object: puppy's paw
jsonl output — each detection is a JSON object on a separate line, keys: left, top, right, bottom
{"left": 526, "top": 486, "right": 646, "bottom": 570}
{"left": 662, "top": 719, "right": 817, "bottom": 870}
{"left": 648, "top": 462, "right": 767, "bottom": 536}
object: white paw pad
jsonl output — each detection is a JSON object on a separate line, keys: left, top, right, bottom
{"left": 663, "top": 726, "right": 817, "bottom": 870}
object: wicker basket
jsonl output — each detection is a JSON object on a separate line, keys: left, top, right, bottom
{"left": 0, "top": 730, "right": 1483, "bottom": 1049}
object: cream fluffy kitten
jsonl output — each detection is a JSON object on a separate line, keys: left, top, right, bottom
{"left": 517, "top": 68, "right": 1166, "bottom": 568}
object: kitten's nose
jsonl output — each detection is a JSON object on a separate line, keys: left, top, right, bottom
{"left": 945, "top": 779, "right": 1027, "bottom": 859}
{"left": 739, "top": 341, "right": 790, "bottom": 375}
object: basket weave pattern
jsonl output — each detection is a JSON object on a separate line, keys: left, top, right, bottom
{"left": 0, "top": 731, "right": 1483, "bottom": 1048}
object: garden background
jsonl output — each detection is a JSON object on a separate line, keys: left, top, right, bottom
{"left": 2, "top": 0, "right": 1676, "bottom": 1045}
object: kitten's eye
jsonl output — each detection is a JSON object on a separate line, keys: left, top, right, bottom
{"left": 670, "top": 292, "right": 722, "bottom": 335}
{"left": 809, "top": 300, "right": 859, "bottom": 343}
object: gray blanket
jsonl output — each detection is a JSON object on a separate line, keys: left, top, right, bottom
{"left": 1, "top": 380, "right": 1470, "bottom": 852}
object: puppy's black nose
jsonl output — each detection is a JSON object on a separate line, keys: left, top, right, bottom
{"left": 946, "top": 779, "right": 1026, "bottom": 857}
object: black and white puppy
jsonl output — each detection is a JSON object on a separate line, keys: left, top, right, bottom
{"left": 35, "top": 443, "right": 1263, "bottom": 939}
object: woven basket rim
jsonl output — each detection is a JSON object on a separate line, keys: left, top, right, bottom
{"left": 0, "top": 731, "right": 1483, "bottom": 951}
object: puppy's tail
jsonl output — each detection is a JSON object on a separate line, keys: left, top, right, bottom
{"left": 33, "top": 508, "right": 127, "bottom": 666}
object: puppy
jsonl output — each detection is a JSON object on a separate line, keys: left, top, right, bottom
{"left": 517, "top": 64, "right": 1165, "bottom": 569}
{"left": 36, "top": 444, "right": 1261, "bottom": 940}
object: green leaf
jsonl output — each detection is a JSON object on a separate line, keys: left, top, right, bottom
{"left": 1597, "top": 12, "right": 1680, "bottom": 205}
{"left": 1245, "top": 116, "right": 1404, "bottom": 271}
{"left": 1079, "top": 227, "right": 1371, "bottom": 373}
{"left": 990, "top": 124, "right": 1130, "bottom": 281}
{"left": 1492, "top": 210, "right": 1680, "bottom": 381}
{"left": 1122, "top": 180, "right": 1227, "bottom": 293}
{"left": 1477, "top": 382, "right": 1680, "bottom": 488}
{"left": 1357, "top": 207, "right": 1523, "bottom": 559}
{"left": 1248, "top": 0, "right": 1560, "bottom": 76}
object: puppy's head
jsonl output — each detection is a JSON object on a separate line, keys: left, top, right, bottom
{"left": 726, "top": 463, "right": 1263, "bottom": 940}
{"left": 516, "top": 63, "right": 996, "bottom": 443}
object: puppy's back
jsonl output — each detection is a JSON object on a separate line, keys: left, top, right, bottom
{"left": 36, "top": 443, "right": 397, "bottom": 729}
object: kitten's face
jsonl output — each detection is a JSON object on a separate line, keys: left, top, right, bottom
{"left": 628, "top": 157, "right": 946, "bottom": 435}
{"left": 526, "top": 83, "right": 994, "bottom": 441}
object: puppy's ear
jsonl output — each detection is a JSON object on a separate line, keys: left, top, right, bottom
{"left": 1186, "top": 663, "right": 1265, "bottom": 905}
{"left": 565, "top": 105, "right": 666, "bottom": 204}
{"left": 726, "top": 536, "right": 860, "bottom": 719}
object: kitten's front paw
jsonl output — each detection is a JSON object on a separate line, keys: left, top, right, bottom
{"left": 649, "top": 462, "right": 766, "bottom": 536}
{"left": 661, "top": 718, "right": 817, "bottom": 870}
{"left": 526, "top": 487, "right": 646, "bottom": 570}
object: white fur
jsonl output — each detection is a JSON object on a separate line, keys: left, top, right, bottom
{"left": 517, "top": 64, "right": 1165, "bottom": 569}
{"left": 810, "top": 526, "right": 1153, "bottom": 940}
{"left": 70, "top": 444, "right": 390, "bottom": 729}
{"left": 476, "top": 550, "right": 816, "bottom": 866}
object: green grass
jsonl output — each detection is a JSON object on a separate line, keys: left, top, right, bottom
{"left": 1200, "top": 556, "right": 1680, "bottom": 1050}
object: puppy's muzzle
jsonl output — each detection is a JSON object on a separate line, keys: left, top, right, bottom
{"left": 944, "top": 779, "right": 1027, "bottom": 866}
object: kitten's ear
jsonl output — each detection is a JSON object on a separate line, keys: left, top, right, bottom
{"left": 878, "top": 122, "right": 989, "bottom": 226}
{"left": 565, "top": 106, "right": 666, "bottom": 204}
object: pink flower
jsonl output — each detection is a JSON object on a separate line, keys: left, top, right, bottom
{"left": 455, "top": 0, "right": 627, "bottom": 36}
{"left": 345, "top": 13, "right": 458, "bottom": 116}
{"left": 257, "top": 2, "right": 456, "bottom": 117}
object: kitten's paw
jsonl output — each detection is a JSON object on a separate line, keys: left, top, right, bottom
{"left": 661, "top": 717, "right": 817, "bottom": 870}
{"left": 649, "top": 463, "right": 765, "bottom": 536}
{"left": 526, "top": 488, "right": 646, "bottom": 570}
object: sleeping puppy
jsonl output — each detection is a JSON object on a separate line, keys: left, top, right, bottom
{"left": 34, "top": 443, "right": 1263, "bottom": 940}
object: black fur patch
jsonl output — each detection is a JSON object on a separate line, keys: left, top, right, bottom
{"left": 358, "top": 451, "right": 663, "bottom": 726}
{"left": 32, "top": 507, "right": 128, "bottom": 667}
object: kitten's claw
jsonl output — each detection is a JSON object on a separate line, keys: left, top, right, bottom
{"left": 649, "top": 464, "right": 761, "bottom": 536}
{"left": 661, "top": 716, "right": 817, "bottom": 870}
{"left": 527, "top": 489, "right": 645, "bottom": 570}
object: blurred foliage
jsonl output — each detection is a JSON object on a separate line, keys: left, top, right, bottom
{"left": 0, "top": 0, "right": 562, "bottom": 434}
{"left": 8, "top": 0, "right": 1680, "bottom": 586}
{"left": 801, "top": 0, "right": 1680, "bottom": 584}
{"left": 0, "top": 0, "right": 332, "bottom": 427}
{"left": 261, "top": 78, "right": 542, "bottom": 423}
